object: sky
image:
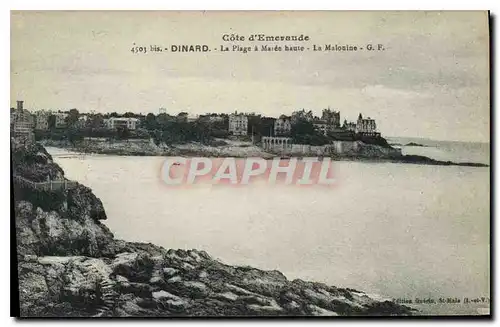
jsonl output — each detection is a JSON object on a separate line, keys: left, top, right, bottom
{"left": 11, "top": 11, "right": 490, "bottom": 142}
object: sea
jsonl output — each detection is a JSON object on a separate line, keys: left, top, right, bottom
{"left": 46, "top": 137, "right": 490, "bottom": 315}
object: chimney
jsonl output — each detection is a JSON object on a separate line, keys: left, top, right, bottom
{"left": 17, "top": 100, "right": 24, "bottom": 111}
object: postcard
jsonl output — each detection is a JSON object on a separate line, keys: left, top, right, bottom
{"left": 11, "top": 10, "right": 490, "bottom": 317}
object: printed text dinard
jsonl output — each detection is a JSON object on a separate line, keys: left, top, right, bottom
{"left": 131, "top": 33, "right": 385, "bottom": 54}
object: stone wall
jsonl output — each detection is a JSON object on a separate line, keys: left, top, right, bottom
{"left": 264, "top": 141, "right": 402, "bottom": 158}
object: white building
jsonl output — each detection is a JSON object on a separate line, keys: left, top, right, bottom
{"left": 313, "top": 121, "right": 331, "bottom": 136}
{"left": 55, "top": 112, "right": 69, "bottom": 128}
{"left": 228, "top": 112, "right": 248, "bottom": 136}
{"left": 356, "top": 113, "right": 377, "bottom": 135}
{"left": 342, "top": 120, "right": 357, "bottom": 132}
{"left": 291, "top": 109, "right": 314, "bottom": 124}
{"left": 274, "top": 118, "right": 292, "bottom": 136}
{"left": 77, "top": 115, "right": 89, "bottom": 128}
{"left": 34, "top": 110, "right": 50, "bottom": 130}
{"left": 208, "top": 116, "right": 224, "bottom": 123}
{"left": 187, "top": 115, "right": 198, "bottom": 123}
{"left": 11, "top": 100, "right": 35, "bottom": 143}
{"left": 105, "top": 117, "right": 139, "bottom": 130}
{"left": 321, "top": 109, "right": 341, "bottom": 128}
{"left": 199, "top": 114, "right": 225, "bottom": 123}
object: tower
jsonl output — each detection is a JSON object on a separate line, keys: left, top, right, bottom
{"left": 17, "top": 100, "right": 24, "bottom": 111}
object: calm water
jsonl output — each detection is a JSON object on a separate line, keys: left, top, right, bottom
{"left": 47, "top": 139, "right": 490, "bottom": 315}
{"left": 387, "top": 136, "right": 490, "bottom": 165}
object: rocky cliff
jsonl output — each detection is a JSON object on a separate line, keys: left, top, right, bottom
{"left": 13, "top": 143, "right": 416, "bottom": 317}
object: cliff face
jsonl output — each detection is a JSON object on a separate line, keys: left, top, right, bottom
{"left": 15, "top": 199, "right": 114, "bottom": 259}
{"left": 13, "top": 143, "right": 416, "bottom": 317}
{"left": 12, "top": 141, "right": 65, "bottom": 182}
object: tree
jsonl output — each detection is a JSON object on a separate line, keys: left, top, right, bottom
{"left": 192, "top": 120, "right": 211, "bottom": 144}
{"left": 177, "top": 112, "right": 188, "bottom": 122}
{"left": 65, "top": 108, "right": 80, "bottom": 126}
{"left": 260, "top": 117, "right": 276, "bottom": 137}
{"left": 88, "top": 114, "right": 104, "bottom": 129}
{"left": 290, "top": 119, "right": 330, "bottom": 145}
{"left": 291, "top": 109, "right": 314, "bottom": 123}
{"left": 123, "top": 112, "right": 137, "bottom": 118}
{"left": 116, "top": 126, "right": 131, "bottom": 140}
{"left": 291, "top": 119, "right": 315, "bottom": 136}
{"left": 144, "top": 113, "right": 157, "bottom": 130}
{"left": 152, "top": 130, "right": 162, "bottom": 146}
{"left": 132, "top": 128, "right": 151, "bottom": 139}
{"left": 247, "top": 114, "right": 262, "bottom": 136}
{"left": 66, "top": 127, "right": 84, "bottom": 145}
{"left": 47, "top": 114, "right": 56, "bottom": 130}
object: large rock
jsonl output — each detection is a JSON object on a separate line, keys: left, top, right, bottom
{"left": 15, "top": 200, "right": 114, "bottom": 258}
{"left": 17, "top": 249, "right": 416, "bottom": 317}
{"left": 12, "top": 143, "right": 65, "bottom": 182}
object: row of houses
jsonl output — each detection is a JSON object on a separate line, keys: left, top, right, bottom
{"left": 11, "top": 101, "right": 379, "bottom": 141}
{"left": 228, "top": 109, "right": 379, "bottom": 137}
{"left": 10, "top": 101, "right": 146, "bottom": 147}
{"left": 33, "top": 110, "right": 67, "bottom": 130}
{"left": 14, "top": 107, "right": 141, "bottom": 131}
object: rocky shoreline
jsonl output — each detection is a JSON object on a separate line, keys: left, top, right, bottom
{"left": 40, "top": 139, "right": 488, "bottom": 167}
{"left": 13, "top": 143, "right": 417, "bottom": 317}
{"left": 392, "top": 154, "right": 488, "bottom": 167}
